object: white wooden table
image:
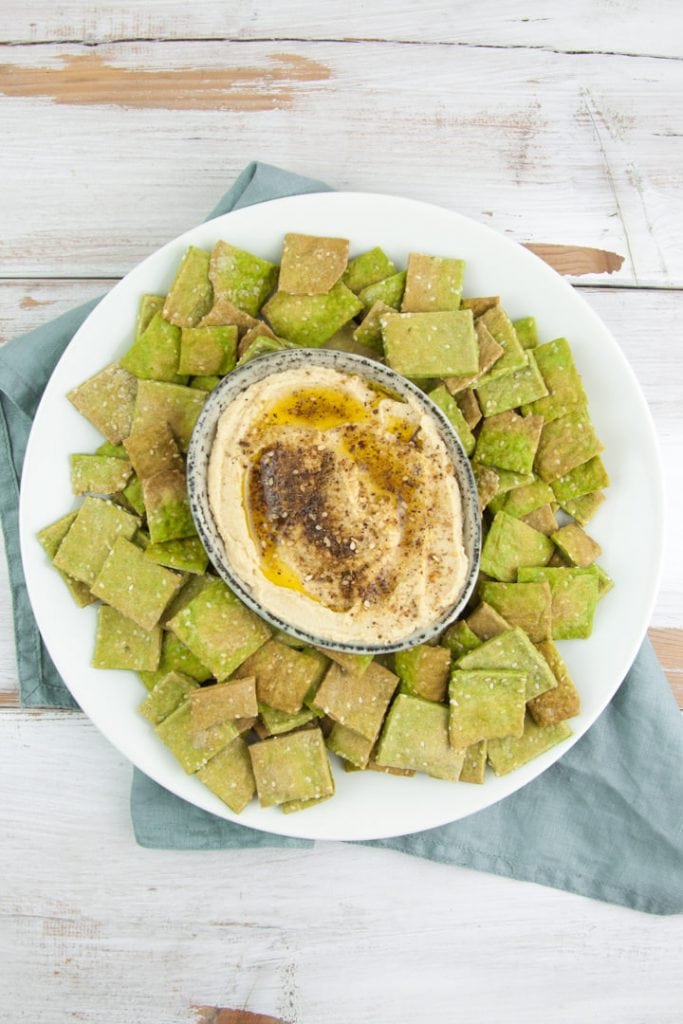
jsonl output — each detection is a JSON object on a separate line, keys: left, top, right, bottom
{"left": 1, "top": 5, "right": 682, "bottom": 1022}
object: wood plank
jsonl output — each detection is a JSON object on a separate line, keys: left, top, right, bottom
{"left": 2, "top": 0, "right": 682, "bottom": 57}
{"left": 0, "top": 42, "right": 680, "bottom": 286}
{"left": 1, "top": 708, "right": 682, "bottom": 1024}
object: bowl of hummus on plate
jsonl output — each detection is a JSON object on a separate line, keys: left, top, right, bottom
{"left": 187, "top": 348, "right": 481, "bottom": 653}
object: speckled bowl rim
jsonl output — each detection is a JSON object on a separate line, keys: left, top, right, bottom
{"left": 187, "top": 348, "right": 481, "bottom": 654}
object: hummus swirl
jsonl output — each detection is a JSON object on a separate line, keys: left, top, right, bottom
{"left": 207, "top": 366, "right": 467, "bottom": 645}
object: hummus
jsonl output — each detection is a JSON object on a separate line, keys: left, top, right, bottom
{"left": 207, "top": 366, "right": 468, "bottom": 645}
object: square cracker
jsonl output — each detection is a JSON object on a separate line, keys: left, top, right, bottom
{"left": 449, "top": 669, "right": 526, "bottom": 750}
{"left": 156, "top": 701, "right": 242, "bottom": 773}
{"left": 279, "top": 233, "right": 349, "bottom": 295}
{"left": 67, "top": 362, "right": 137, "bottom": 445}
{"left": 560, "top": 490, "right": 605, "bottom": 525}
{"left": 91, "top": 536, "right": 184, "bottom": 631}
{"left": 466, "top": 602, "right": 512, "bottom": 641}
{"left": 93, "top": 604, "right": 162, "bottom": 671}
{"left": 190, "top": 677, "right": 258, "bottom": 731}
{"left": 312, "top": 660, "right": 398, "bottom": 742}
{"left": 513, "top": 316, "right": 539, "bottom": 349}
{"left": 235, "top": 639, "right": 327, "bottom": 714}
{"left": 53, "top": 496, "right": 139, "bottom": 586}
{"left": 343, "top": 247, "right": 396, "bottom": 295}
{"left": 401, "top": 252, "right": 465, "bottom": 312}
{"left": 457, "top": 627, "right": 557, "bottom": 701}
{"left": 517, "top": 566, "right": 600, "bottom": 639}
{"left": 474, "top": 410, "right": 544, "bottom": 476}
{"left": 521, "top": 336, "right": 587, "bottom": 422}
{"left": 476, "top": 350, "right": 548, "bottom": 417}
{"left": 249, "top": 728, "right": 334, "bottom": 807}
{"left": 480, "top": 581, "right": 553, "bottom": 643}
{"left": 534, "top": 409, "right": 604, "bottom": 482}
{"left": 70, "top": 454, "right": 133, "bottom": 496}
{"left": 197, "top": 737, "right": 256, "bottom": 814}
{"left": 167, "top": 577, "right": 271, "bottom": 681}
{"left": 394, "top": 644, "right": 451, "bottom": 703}
{"left": 472, "top": 463, "right": 499, "bottom": 511}
{"left": 527, "top": 641, "right": 581, "bottom": 726}
{"left": 487, "top": 713, "right": 572, "bottom": 776}
{"left": 163, "top": 246, "right": 213, "bottom": 328}
{"left": 209, "top": 240, "right": 279, "bottom": 316}
{"left": 459, "top": 740, "right": 487, "bottom": 784}
{"left": 382, "top": 310, "right": 478, "bottom": 378}
{"left": 120, "top": 312, "right": 185, "bottom": 384}
{"left": 551, "top": 456, "right": 610, "bottom": 503}
{"left": 326, "top": 722, "right": 374, "bottom": 769}
{"left": 480, "top": 511, "right": 554, "bottom": 582}
{"left": 139, "top": 670, "right": 199, "bottom": 725}
{"left": 37, "top": 511, "right": 96, "bottom": 608}
{"left": 358, "top": 270, "right": 406, "bottom": 311}
{"left": 178, "top": 325, "right": 237, "bottom": 376}
{"left": 375, "top": 693, "right": 465, "bottom": 781}
{"left": 130, "top": 380, "right": 206, "bottom": 452}
{"left": 551, "top": 522, "right": 602, "bottom": 567}
{"left": 263, "top": 282, "right": 363, "bottom": 347}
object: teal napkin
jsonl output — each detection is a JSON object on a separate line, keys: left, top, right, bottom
{"left": 2, "top": 162, "right": 681, "bottom": 915}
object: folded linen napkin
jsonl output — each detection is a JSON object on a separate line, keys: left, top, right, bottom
{"left": 2, "top": 162, "right": 681, "bottom": 914}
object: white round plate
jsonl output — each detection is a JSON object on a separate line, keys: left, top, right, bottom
{"left": 19, "top": 192, "right": 664, "bottom": 841}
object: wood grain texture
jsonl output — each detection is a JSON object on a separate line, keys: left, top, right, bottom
{"left": 2, "top": 0, "right": 683, "bottom": 57}
{"left": 0, "top": 41, "right": 680, "bottom": 286}
{"left": 524, "top": 243, "right": 624, "bottom": 276}
{"left": 1, "top": 708, "right": 682, "bottom": 1024}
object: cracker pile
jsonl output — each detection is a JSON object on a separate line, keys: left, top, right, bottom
{"left": 38, "top": 233, "right": 612, "bottom": 814}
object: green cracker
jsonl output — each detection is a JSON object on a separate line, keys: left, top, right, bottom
{"left": 587, "top": 562, "right": 614, "bottom": 599}
{"left": 459, "top": 740, "right": 487, "bottom": 784}
{"left": 499, "top": 479, "right": 554, "bottom": 518}
{"left": 358, "top": 270, "right": 406, "bottom": 311}
{"left": 120, "top": 312, "right": 186, "bottom": 383}
{"left": 474, "top": 410, "right": 544, "bottom": 475}
{"left": 67, "top": 362, "right": 137, "bottom": 444}
{"left": 466, "top": 602, "right": 512, "bottom": 641}
{"left": 135, "top": 293, "right": 165, "bottom": 340}
{"left": 145, "top": 537, "right": 209, "bottom": 575}
{"left": 259, "top": 703, "right": 319, "bottom": 737}
{"left": 401, "top": 252, "right": 465, "bottom": 312}
{"left": 517, "top": 566, "right": 600, "bottom": 639}
{"left": 480, "top": 511, "right": 554, "bottom": 582}
{"left": 326, "top": 722, "right": 375, "bottom": 769}
{"left": 122, "top": 474, "right": 146, "bottom": 516}
{"left": 444, "top": 320, "right": 504, "bottom": 394}
{"left": 394, "top": 644, "right": 451, "bottom": 703}
{"left": 209, "top": 240, "right": 278, "bottom": 316}
{"left": 521, "top": 337, "right": 587, "bottom": 422}
{"left": 522, "top": 504, "right": 558, "bottom": 536}
{"left": 474, "top": 305, "right": 528, "bottom": 385}
{"left": 480, "top": 581, "right": 553, "bottom": 643}
{"left": 551, "top": 456, "right": 610, "bottom": 503}
{"left": 236, "top": 639, "right": 327, "bottom": 714}
{"left": 561, "top": 490, "right": 605, "bottom": 525}
{"left": 125, "top": 423, "right": 195, "bottom": 543}
{"left": 527, "top": 641, "right": 581, "bottom": 726}
{"left": 312, "top": 660, "right": 398, "bottom": 742}
{"left": 279, "top": 232, "right": 349, "bottom": 294}
{"left": 263, "top": 281, "right": 363, "bottom": 347}
{"left": 199, "top": 296, "right": 259, "bottom": 332}
{"left": 96, "top": 441, "right": 128, "bottom": 459}
{"left": 375, "top": 694, "right": 465, "bottom": 781}
{"left": 427, "top": 384, "right": 476, "bottom": 456}
{"left": 138, "top": 630, "right": 212, "bottom": 690}
{"left": 476, "top": 350, "right": 548, "bottom": 417}
{"left": 178, "top": 325, "right": 237, "bottom": 376}
{"left": 167, "top": 577, "right": 271, "bottom": 681}
{"left": 236, "top": 335, "right": 296, "bottom": 367}
{"left": 472, "top": 463, "right": 499, "bottom": 510}
{"left": 513, "top": 316, "right": 539, "bottom": 349}
{"left": 343, "top": 247, "right": 396, "bottom": 294}
{"left": 124, "top": 421, "right": 184, "bottom": 480}
{"left": 130, "top": 380, "right": 206, "bottom": 452}
{"left": 190, "top": 375, "right": 222, "bottom": 391}
{"left": 139, "top": 670, "right": 198, "bottom": 725}
{"left": 156, "top": 700, "right": 241, "bottom": 773}
{"left": 190, "top": 677, "right": 258, "bottom": 731}
{"left": 315, "top": 649, "right": 372, "bottom": 677}
{"left": 70, "top": 454, "right": 133, "bottom": 496}
{"left": 249, "top": 728, "right": 334, "bottom": 807}
{"left": 197, "top": 737, "right": 256, "bottom": 814}
{"left": 238, "top": 320, "right": 276, "bottom": 353}
{"left": 37, "top": 511, "right": 96, "bottom": 608}
{"left": 91, "top": 536, "right": 184, "bottom": 631}
{"left": 53, "top": 496, "right": 139, "bottom": 586}
{"left": 457, "top": 627, "right": 557, "bottom": 701}
{"left": 163, "top": 245, "right": 213, "bottom": 328}
{"left": 382, "top": 310, "right": 478, "bottom": 378}
{"left": 534, "top": 409, "right": 604, "bottom": 482}
{"left": 93, "top": 604, "right": 162, "bottom": 671}
{"left": 441, "top": 620, "right": 482, "bottom": 658}
{"left": 487, "top": 713, "right": 572, "bottom": 776}
{"left": 449, "top": 669, "right": 526, "bottom": 750}
{"left": 352, "top": 300, "right": 394, "bottom": 352}
{"left": 493, "top": 469, "right": 535, "bottom": 494}
{"left": 551, "top": 523, "right": 602, "bottom": 567}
